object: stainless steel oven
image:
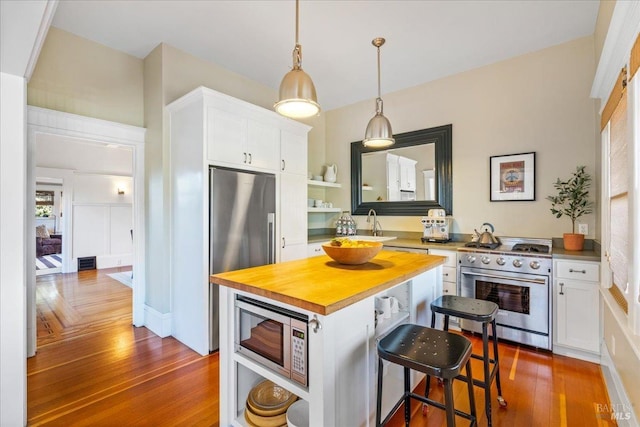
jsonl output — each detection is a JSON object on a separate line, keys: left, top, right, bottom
{"left": 457, "top": 237, "right": 553, "bottom": 350}
{"left": 235, "top": 295, "right": 308, "bottom": 386}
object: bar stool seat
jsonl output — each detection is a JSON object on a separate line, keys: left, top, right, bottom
{"left": 429, "top": 295, "right": 507, "bottom": 426}
{"left": 376, "top": 324, "right": 477, "bottom": 427}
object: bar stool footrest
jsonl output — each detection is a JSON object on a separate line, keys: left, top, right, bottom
{"left": 383, "top": 392, "right": 477, "bottom": 426}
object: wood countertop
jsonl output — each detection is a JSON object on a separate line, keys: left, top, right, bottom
{"left": 210, "top": 250, "right": 446, "bottom": 315}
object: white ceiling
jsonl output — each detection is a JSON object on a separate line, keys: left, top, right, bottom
{"left": 51, "top": 0, "right": 599, "bottom": 111}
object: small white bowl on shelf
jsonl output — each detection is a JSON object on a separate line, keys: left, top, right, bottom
{"left": 286, "top": 400, "right": 309, "bottom": 427}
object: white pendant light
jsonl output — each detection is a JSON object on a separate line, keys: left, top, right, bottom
{"left": 363, "top": 37, "right": 394, "bottom": 148}
{"left": 274, "top": 0, "right": 320, "bottom": 119}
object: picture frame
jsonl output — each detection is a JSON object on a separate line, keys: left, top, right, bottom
{"left": 490, "top": 152, "right": 535, "bottom": 201}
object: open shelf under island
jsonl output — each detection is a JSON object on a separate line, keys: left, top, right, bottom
{"left": 211, "top": 250, "right": 446, "bottom": 427}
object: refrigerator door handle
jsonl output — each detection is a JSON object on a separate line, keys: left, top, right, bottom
{"left": 267, "top": 213, "right": 275, "bottom": 264}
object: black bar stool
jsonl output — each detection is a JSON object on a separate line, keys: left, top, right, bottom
{"left": 429, "top": 295, "right": 507, "bottom": 426}
{"left": 376, "top": 324, "right": 477, "bottom": 427}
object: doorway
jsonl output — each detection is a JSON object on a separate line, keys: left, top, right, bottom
{"left": 27, "top": 106, "right": 146, "bottom": 357}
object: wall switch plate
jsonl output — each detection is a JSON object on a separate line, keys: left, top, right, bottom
{"left": 578, "top": 223, "right": 588, "bottom": 235}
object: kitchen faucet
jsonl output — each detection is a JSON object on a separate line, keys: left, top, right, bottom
{"left": 367, "top": 209, "right": 383, "bottom": 236}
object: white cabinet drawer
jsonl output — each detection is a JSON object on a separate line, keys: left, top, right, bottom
{"left": 442, "top": 281, "right": 457, "bottom": 296}
{"left": 428, "top": 248, "right": 457, "bottom": 267}
{"left": 554, "top": 260, "right": 599, "bottom": 282}
{"left": 307, "top": 242, "right": 328, "bottom": 257}
{"left": 442, "top": 266, "right": 456, "bottom": 284}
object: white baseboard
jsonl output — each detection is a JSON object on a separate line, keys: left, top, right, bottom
{"left": 97, "top": 254, "right": 133, "bottom": 269}
{"left": 552, "top": 344, "right": 601, "bottom": 364}
{"left": 144, "top": 304, "right": 172, "bottom": 338}
{"left": 600, "top": 343, "right": 638, "bottom": 426}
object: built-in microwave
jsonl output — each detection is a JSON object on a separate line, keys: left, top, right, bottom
{"left": 235, "top": 295, "right": 308, "bottom": 387}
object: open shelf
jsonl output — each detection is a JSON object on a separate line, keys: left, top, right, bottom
{"left": 375, "top": 310, "right": 410, "bottom": 339}
{"left": 307, "top": 180, "right": 342, "bottom": 188}
{"left": 308, "top": 207, "right": 341, "bottom": 213}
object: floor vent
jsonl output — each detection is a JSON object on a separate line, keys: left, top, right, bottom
{"left": 78, "top": 256, "right": 96, "bottom": 271}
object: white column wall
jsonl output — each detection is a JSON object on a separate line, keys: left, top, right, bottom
{"left": 0, "top": 71, "right": 28, "bottom": 427}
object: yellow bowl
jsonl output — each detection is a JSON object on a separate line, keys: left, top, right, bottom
{"left": 321, "top": 241, "right": 383, "bottom": 265}
{"left": 247, "top": 380, "right": 297, "bottom": 416}
{"left": 244, "top": 403, "right": 288, "bottom": 427}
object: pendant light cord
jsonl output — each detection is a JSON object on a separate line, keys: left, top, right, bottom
{"left": 292, "top": 0, "right": 302, "bottom": 70}
{"left": 377, "top": 45, "right": 381, "bottom": 100}
{"left": 295, "top": 0, "right": 299, "bottom": 45}
{"left": 376, "top": 43, "right": 383, "bottom": 114}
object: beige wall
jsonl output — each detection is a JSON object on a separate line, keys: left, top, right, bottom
{"left": 594, "top": 0, "right": 616, "bottom": 67}
{"left": 28, "top": 27, "right": 144, "bottom": 127}
{"left": 323, "top": 36, "right": 599, "bottom": 239}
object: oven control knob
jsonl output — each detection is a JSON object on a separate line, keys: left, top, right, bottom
{"left": 496, "top": 257, "right": 506, "bottom": 266}
{"left": 466, "top": 255, "right": 476, "bottom": 263}
{"left": 512, "top": 259, "right": 523, "bottom": 268}
{"left": 481, "top": 256, "right": 491, "bottom": 264}
{"left": 530, "top": 260, "right": 540, "bottom": 270}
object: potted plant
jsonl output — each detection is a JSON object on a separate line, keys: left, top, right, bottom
{"left": 546, "top": 165, "right": 593, "bottom": 251}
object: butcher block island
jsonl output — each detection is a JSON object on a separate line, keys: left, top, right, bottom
{"left": 211, "top": 250, "right": 446, "bottom": 427}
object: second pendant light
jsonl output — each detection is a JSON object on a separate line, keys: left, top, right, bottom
{"left": 363, "top": 37, "right": 394, "bottom": 148}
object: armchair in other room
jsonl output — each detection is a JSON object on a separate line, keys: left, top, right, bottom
{"left": 36, "top": 224, "right": 62, "bottom": 257}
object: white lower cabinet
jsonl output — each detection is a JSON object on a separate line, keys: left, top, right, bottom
{"left": 307, "top": 241, "right": 327, "bottom": 257}
{"left": 429, "top": 248, "right": 457, "bottom": 295}
{"left": 553, "top": 259, "right": 601, "bottom": 362}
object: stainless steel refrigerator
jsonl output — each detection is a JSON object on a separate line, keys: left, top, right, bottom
{"left": 209, "top": 166, "right": 276, "bottom": 352}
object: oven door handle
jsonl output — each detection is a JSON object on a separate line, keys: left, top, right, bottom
{"left": 462, "top": 271, "right": 547, "bottom": 285}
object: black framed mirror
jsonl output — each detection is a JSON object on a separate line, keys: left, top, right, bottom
{"left": 351, "top": 124, "right": 452, "bottom": 216}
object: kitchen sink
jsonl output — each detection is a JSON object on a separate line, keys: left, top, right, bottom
{"left": 354, "top": 235, "right": 397, "bottom": 242}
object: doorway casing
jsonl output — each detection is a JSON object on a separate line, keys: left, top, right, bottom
{"left": 27, "top": 106, "right": 146, "bottom": 356}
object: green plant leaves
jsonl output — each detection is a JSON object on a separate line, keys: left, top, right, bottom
{"left": 546, "top": 165, "right": 593, "bottom": 234}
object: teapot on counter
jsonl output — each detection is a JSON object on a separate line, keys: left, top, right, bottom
{"left": 474, "top": 222, "right": 500, "bottom": 246}
{"left": 324, "top": 164, "right": 337, "bottom": 183}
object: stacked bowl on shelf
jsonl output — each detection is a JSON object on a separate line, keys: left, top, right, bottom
{"left": 245, "top": 380, "right": 298, "bottom": 427}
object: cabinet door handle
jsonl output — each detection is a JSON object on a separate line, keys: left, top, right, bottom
{"left": 559, "top": 282, "right": 564, "bottom": 295}
{"left": 281, "top": 159, "right": 286, "bottom": 171}
{"left": 248, "top": 153, "right": 252, "bottom": 164}
{"left": 282, "top": 237, "right": 285, "bottom": 248}
{"left": 569, "top": 268, "right": 586, "bottom": 274}
{"left": 243, "top": 152, "right": 247, "bottom": 163}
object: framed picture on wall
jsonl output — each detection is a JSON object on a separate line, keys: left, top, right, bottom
{"left": 490, "top": 152, "right": 535, "bottom": 201}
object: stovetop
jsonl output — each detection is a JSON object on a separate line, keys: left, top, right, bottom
{"left": 459, "top": 237, "right": 552, "bottom": 257}
{"left": 457, "top": 237, "right": 553, "bottom": 274}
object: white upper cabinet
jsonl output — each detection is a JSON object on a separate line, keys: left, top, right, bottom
{"left": 247, "top": 119, "right": 279, "bottom": 170}
{"left": 207, "top": 108, "right": 279, "bottom": 171}
{"left": 280, "top": 130, "right": 307, "bottom": 176}
{"left": 398, "top": 156, "right": 417, "bottom": 192}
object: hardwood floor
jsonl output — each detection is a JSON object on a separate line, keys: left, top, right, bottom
{"left": 29, "top": 269, "right": 613, "bottom": 426}
{"left": 28, "top": 268, "right": 219, "bottom": 426}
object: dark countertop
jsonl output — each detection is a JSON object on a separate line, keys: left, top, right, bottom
{"left": 308, "top": 234, "right": 465, "bottom": 251}
{"left": 310, "top": 232, "right": 601, "bottom": 262}
{"left": 551, "top": 248, "right": 600, "bottom": 262}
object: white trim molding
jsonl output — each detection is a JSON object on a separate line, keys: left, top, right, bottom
{"left": 590, "top": 1, "right": 640, "bottom": 106}
{"left": 27, "top": 107, "right": 147, "bottom": 358}
{"left": 144, "top": 304, "right": 172, "bottom": 338}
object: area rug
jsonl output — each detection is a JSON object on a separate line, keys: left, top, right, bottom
{"left": 36, "top": 254, "right": 62, "bottom": 270}
{"left": 108, "top": 271, "right": 133, "bottom": 288}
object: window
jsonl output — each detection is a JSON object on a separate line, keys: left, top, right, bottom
{"left": 603, "top": 85, "right": 629, "bottom": 313}
{"left": 35, "top": 190, "right": 54, "bottom": 218}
